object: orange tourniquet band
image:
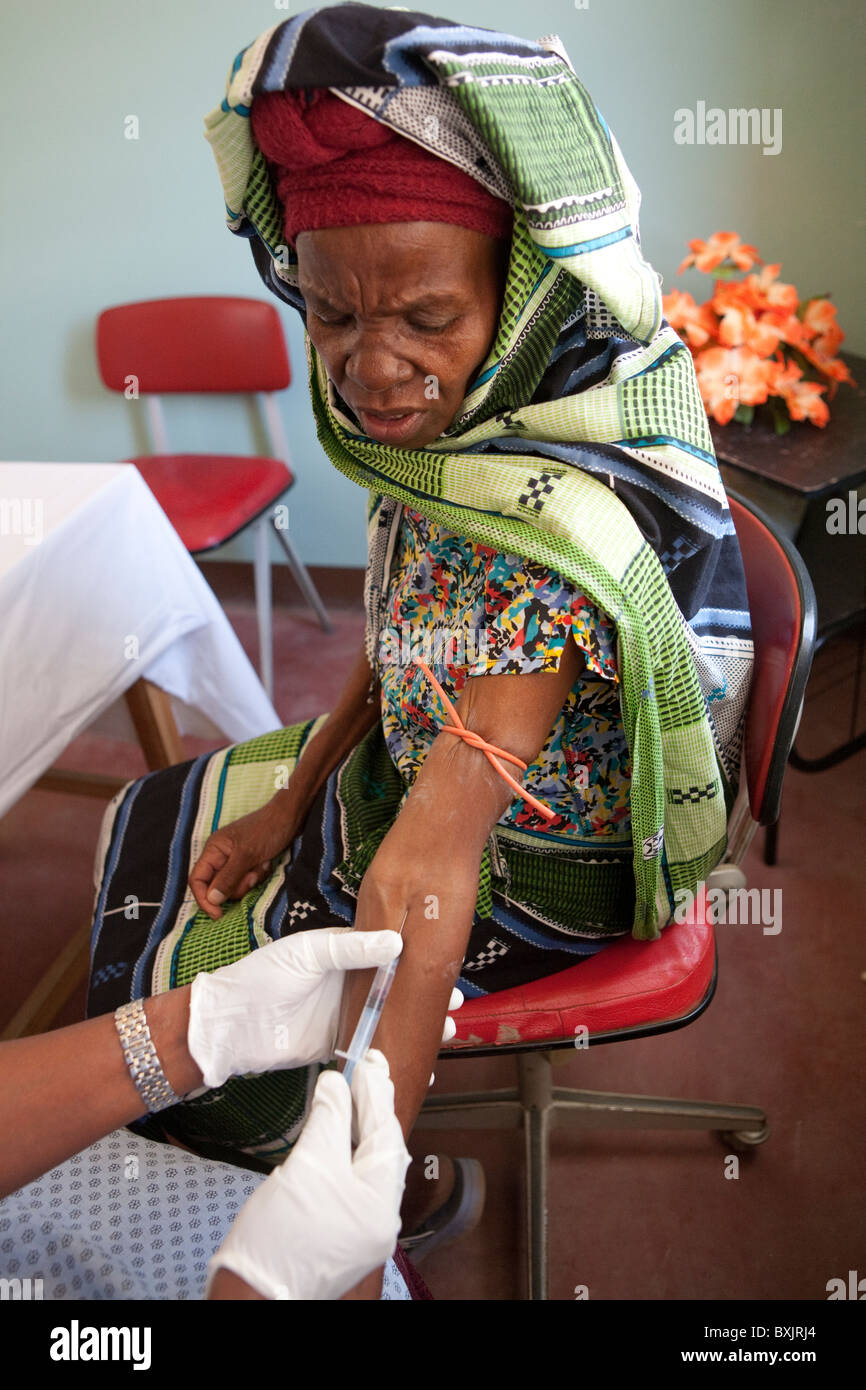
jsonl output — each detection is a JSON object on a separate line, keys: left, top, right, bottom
{"left": 412, "top": 657, "right": 557, "bottom": 822}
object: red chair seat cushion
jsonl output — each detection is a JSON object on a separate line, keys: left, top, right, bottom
{"left": 127, "top": 454, "right": 293, "bottom": 553}
{"left": 444, "top": 916, "right": 715, "bottom": 1050}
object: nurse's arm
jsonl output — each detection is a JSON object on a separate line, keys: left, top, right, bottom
{"left": 0, "top": 988, "right": 203, "bottom": 1199}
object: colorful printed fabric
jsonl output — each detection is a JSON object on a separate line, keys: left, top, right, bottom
{"left": 88, "top": 722, "right": 631, "bottom": 1166}
{"left": 202, "top": 4, "right": 755, "bottom": 937}
{"left": 379, "top": 506, "right": 631, "bottom": 840}
{"left": 0, "top": 1130, "right": 412, "bottom": 1300}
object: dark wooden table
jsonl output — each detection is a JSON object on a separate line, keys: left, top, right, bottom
{"left": 712, "top": 351, "right": 865, "bottom": 792}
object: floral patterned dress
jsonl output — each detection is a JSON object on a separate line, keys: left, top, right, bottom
{"left": 380, "top": 506, "right": 632, "bottom": 841}
{"left": 372, "top": 506, "right": 635, "bottom": 992}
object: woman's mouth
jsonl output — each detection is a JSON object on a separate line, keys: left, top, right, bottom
{"left": 354, "top": 407, "right": 425, "bottom": 444}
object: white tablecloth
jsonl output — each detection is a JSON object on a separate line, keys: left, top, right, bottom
{"left": 0, "top": 462, "right": 281, "bottom": 819}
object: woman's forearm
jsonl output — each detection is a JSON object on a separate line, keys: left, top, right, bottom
{"left": 0, "top": 987, "right": 202, "bottom": 1199}
{"left": 334, "top": 735, "right": 511, "bottom": 1300}
{"left": 337, "top": 641, "right": 583, "bottom": 1136}
{"left": 271, "top": 637, "right": 379, "bottom": 820}
{"left": 335, "top": 732, "right": 512, "bottom": 1138}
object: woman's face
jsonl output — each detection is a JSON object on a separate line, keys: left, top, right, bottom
{"left": 296, "top": 222, "right": 508, "bottom": 448}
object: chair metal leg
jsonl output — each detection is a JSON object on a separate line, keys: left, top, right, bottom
{"left": 254, "top": 516, "right": 274, "bottom": 699}
{"left": 417, "top": 1088, "right": 522, "bottom": 1129}
{"left": 419, "top": 1059, "right": 769, "bottom": 1300}
{"left": 420, "top": 1081, "right": 767, "bottom": 1139}
{"left": 524, "top": 1100, "right": 550, "bottom": 1301}
{"left": 720, "top": 782, "right": 759, "bottom": 869}
{"left": 270, "top": 518, "right": 332, "bottom": 633}
{"left": 519, "top": 1053, "right": 553, "bottom": 1301}
{"left": 549, "top": 1087, "right": 768, "bottom": 1140}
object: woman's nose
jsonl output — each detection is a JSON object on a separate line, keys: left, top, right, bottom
{"left": 344, "top": 330, "right": 413, "bottom": 395}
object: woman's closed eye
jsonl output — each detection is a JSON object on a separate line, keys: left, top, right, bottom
{"left": 311, "top": 310, "right": 351, "bottom": 326}
{"left": 408, "top": 317, "right": 456, "bottom": 334}
{"left": 311, "top": 310, "right": 456, "bottom": 334}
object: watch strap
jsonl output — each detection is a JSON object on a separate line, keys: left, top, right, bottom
{"left": 114, "top": 997, "right": 182, "bottom": 1114}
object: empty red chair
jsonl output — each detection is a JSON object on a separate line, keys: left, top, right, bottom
{"left": 96, "top": 296, "right": 332, "bottom": 698}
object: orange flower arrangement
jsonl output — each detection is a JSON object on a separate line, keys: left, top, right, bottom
{"left": 664, "top": 232, "right": 855, "bottom": 431}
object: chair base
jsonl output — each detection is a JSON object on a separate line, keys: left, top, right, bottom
{"left": 417, "top": 1051, "right": 768, "bottom": 1301}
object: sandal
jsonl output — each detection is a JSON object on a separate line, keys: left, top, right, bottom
{"left": 398, "top": 1158, "right": 486, "bottom": 1262}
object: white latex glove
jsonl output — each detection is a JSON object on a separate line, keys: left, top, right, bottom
{"left": 187, "top": 926, "right": 465, "bottom": 1089}
{"left": 205, "top": 1049, "right": 411, "bottom": 1301}
{"left": 187, "top": 927, "right": 401, "bottom": 1087}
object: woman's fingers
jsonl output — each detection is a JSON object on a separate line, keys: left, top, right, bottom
{"left": 237, "top": 868, "right": 263, "bottom": 897}
{"left": 189, "top": 841, "right": 229, "bottom": 912}
{"left": 237, "top": 860, "right": 274, "bottom": 896}
{"left": 189, "top": 837, "right": 252, "bottom": 917}
{"left": 190, "top": 839, "right": 275, "bottom": 919}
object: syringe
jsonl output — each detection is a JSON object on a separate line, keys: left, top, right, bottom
{"left": 335, "top": 908, "right": 408, "bottom": 1087}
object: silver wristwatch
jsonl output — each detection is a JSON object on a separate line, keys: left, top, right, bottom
{"left": 114, "top": 998, "right": 183, "bottom": 1114}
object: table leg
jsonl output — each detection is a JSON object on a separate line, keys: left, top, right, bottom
{"left": 32, "top": 769, "right": 129, "bottom": 799}
{"left": 122, "top": 677, "right": 185, "bottom": 770}
{"left": 9, "top": 680, "right": 187, "bottom": 1038}
{"left": 32, "top": 677, "right": 186, "bottom": 802}
{"left": 0, "top": 922, "right": 91, "bottom": 1040}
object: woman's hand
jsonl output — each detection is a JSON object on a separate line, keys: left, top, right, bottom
{"left": 189, "top": 640, "right": 381, "bottom": 921}
{"left": 188, "top": 797, "right": 303, "bottom": 920}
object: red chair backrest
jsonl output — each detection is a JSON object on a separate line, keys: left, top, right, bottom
{"left": 728, "top": 494, "right": 816, "bottom": 825}
{"left": 96, "top": 296, "right": 290, "bottom": 394}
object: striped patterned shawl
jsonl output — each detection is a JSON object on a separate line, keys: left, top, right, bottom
{"left": 202, "top": 5, "right": 753, "bottom": 938}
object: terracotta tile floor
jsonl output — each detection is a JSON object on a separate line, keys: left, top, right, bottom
{"left": 1, "top": 603, "right": 863, "bottom": 1300}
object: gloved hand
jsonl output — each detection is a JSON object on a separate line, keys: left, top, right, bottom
{"left": 205, "top": 1050, "right": 411, "bottom": 1300}
{"left": 187, "top": 925, "right": 463, "bottom": 1088}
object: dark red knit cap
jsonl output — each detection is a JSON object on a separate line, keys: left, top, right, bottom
{"left": 250, "top": 88, "right": 513, "bottom": 244}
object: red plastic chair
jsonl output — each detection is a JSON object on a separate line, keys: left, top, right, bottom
{"left": 419, "top": 492, "right": 817, "bottom": 1299}
{"left": 96, "top": 296, "right": 332, "bottom": 698}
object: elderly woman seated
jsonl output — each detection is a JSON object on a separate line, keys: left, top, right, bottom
{"left": 88, "top": 4, "right": 753, "bottom": 1297}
